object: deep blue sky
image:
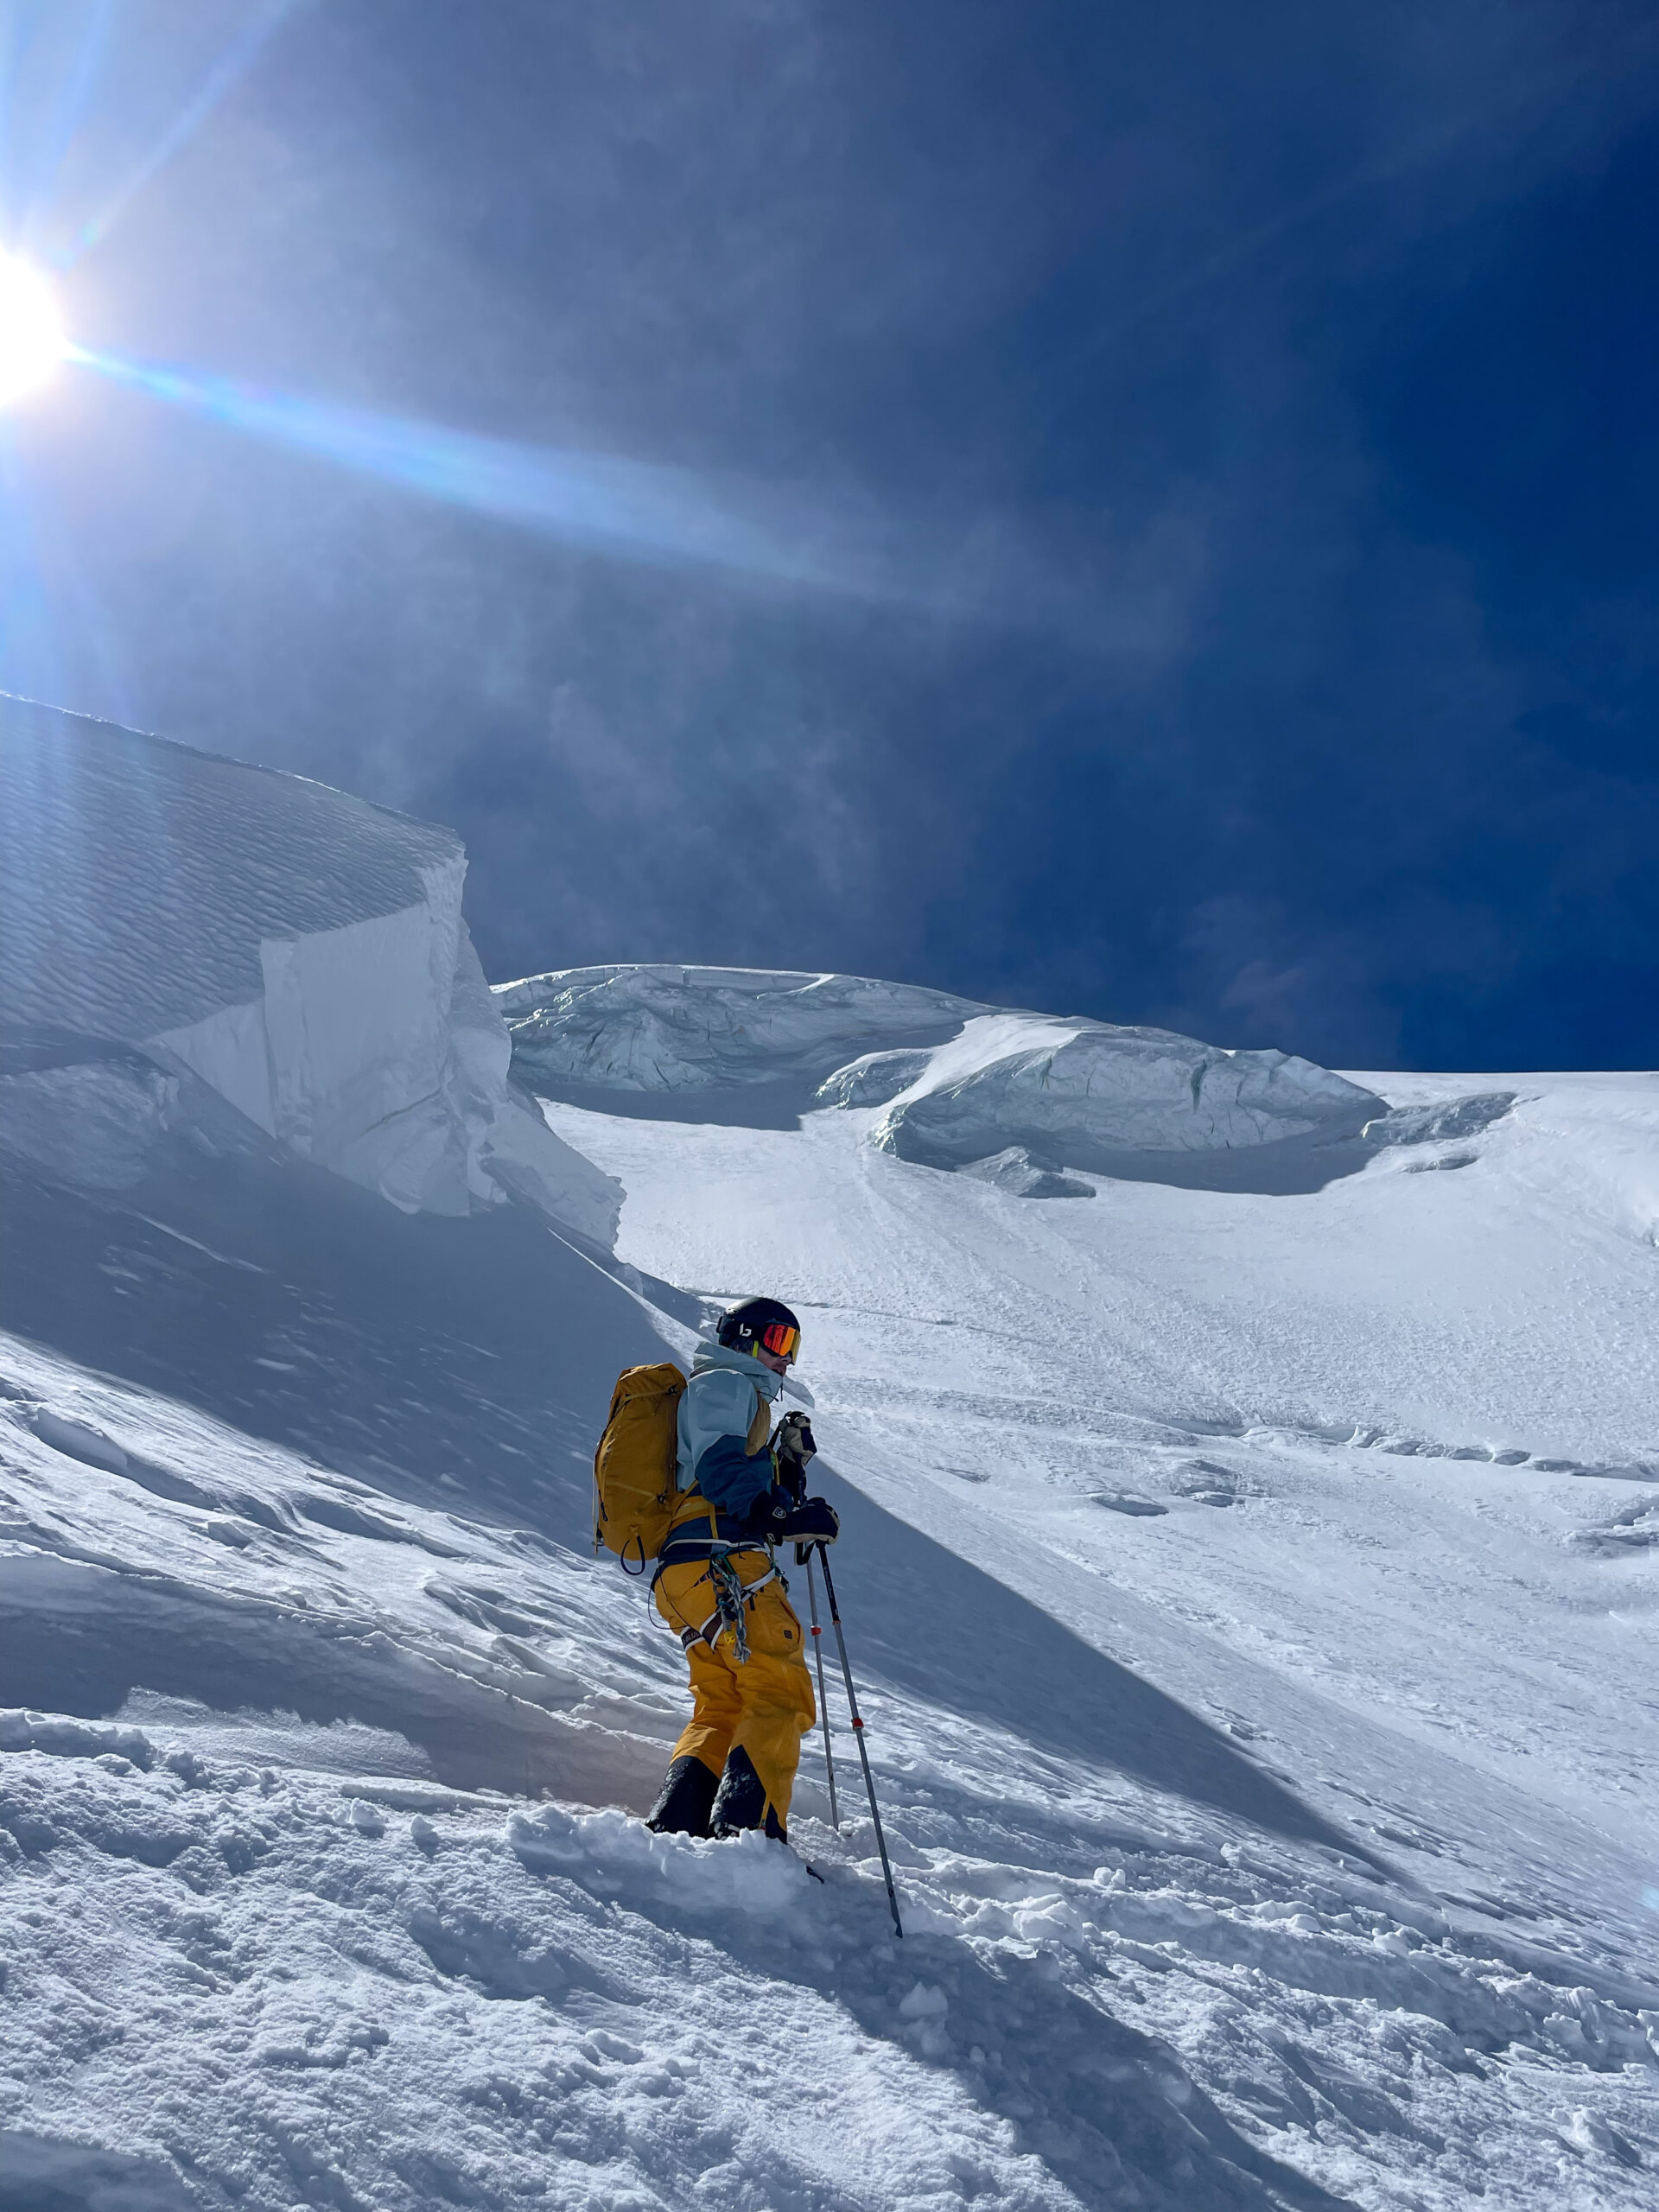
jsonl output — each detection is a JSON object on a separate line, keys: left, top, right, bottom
{"left": 4, "top": 1, "right": 1658, "bottom": 1069}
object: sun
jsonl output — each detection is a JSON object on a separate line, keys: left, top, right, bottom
{"left": 0, "top": 255, "right": 66, "bottom": 407}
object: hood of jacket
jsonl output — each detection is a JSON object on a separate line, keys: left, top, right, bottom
{"left": 690, "top": 1340, "right": 785, "bottom": 1405}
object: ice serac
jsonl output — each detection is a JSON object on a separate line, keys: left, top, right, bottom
{"left": 0, "top": 694, "right": 618, "bottom": 1241}
{"left": 499, "top": 961, "right": 1383, "bottom": 1183}
{"left": 495, "top": 963, "right": 987, "bottom": 1092}
{"left": 957, "top": 1146, "right": 1096, "bottom": 1199}
{"left": 813, "top": 1047, "right": 937, "bottom": 1109}
{"left": 874, "top": 1013, "right": 1385, "bottom": 1171}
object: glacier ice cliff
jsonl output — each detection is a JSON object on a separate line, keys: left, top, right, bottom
{"left": 496, "top": 962, "right": 1385, "bottom": 1191}
{"left": 871, "top": 1013, "right": 1385, "bottom": 1173}
{"left": 0, "top": 696, "right": 618, "bottom": 1241}
{"left": 495, "top": 963, "right": 982, "bottom": 1093}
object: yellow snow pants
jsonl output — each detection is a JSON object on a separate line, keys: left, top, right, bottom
{"left": 653, "top": 1548, "right": 817, "bottom": 1832}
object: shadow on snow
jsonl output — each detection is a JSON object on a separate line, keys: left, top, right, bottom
{"left": 0, "top": 1103, "right": 1369, "bottom": 1859}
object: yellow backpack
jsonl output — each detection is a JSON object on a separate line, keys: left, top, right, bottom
{"left": 593, "top": 1363, "right": 687, "bottom": 1571}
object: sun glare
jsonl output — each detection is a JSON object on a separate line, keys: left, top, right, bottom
{"left": 0, "top": 256, "right": 66, "bottom": 406}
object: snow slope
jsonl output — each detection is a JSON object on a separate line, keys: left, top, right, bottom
{"left": 3, "top": 767, "right": 1657, "bottom": 2209}
{"left": 0, "top": 694, "right": 616, "bottom": 1237}
{"left": 6, "top": 1152, "right": 1657, "bottom": 2212}
{"left": 530, "top": 1043, "right": 1659, "bottom": 2206}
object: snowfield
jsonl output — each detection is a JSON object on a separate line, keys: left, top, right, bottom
{"left": 3, "top": 722, "right": 1657, "bottom": 2211}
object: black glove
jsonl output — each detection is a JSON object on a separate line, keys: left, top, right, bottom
{"left": 778, "top": 1495, "right": 839, "bottom": 1547}
{"left": 748, "top": 1488, "right": 839, "bottom": 1548}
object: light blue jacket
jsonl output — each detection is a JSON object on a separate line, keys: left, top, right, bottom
{"left": 676, "top": 1343, "right": 782, "bottom": 1516}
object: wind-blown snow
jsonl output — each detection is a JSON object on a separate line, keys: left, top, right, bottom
{"left": 0, "top": 694, "right": 617, "bottom": 1238}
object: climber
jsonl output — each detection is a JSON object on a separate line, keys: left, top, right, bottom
{"left": 645, "top": 1296, "right": 839, "bottom": 1843}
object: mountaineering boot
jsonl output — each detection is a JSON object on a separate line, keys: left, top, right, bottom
{"left": 645, "top": 1754, "right": 720, "bottom": 1838}
{"left": 709, "top": 1744, "right": 788, "bottom": 1842}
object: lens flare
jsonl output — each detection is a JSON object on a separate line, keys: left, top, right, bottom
{"left": 73, "top": 345, "right": 861, "bottom": 594}
{"left": 0, "top": 257, "right": 66, "bottom": 406}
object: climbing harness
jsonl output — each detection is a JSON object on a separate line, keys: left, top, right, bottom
{"left": 710, "top": 1553, "right": 754, "bottom": 1663}
{"left": 667, "top": 1550, "right": 781, "bottom": 1663}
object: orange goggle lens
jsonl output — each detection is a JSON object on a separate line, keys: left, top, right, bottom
{"left": 760, "top": 1321, "right": 800, "bottom": 1359}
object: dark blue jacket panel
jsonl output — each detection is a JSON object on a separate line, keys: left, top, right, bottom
{"left": 693, "top": 1431, "right": 778, "bottom": 1517}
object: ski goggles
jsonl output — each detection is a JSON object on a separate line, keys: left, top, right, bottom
{"left": 760, "top": 1320, "right": 800, "bottom": 1360}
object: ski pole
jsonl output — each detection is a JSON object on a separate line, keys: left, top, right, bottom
{"left": 815, "top": 1544, "right": 903, "bottom": 1939}
{"left": 804, "top": 1549, "right": 840, "bottom": 1830}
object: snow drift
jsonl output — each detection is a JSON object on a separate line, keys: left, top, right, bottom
{"left": 0, "top": 695, "right": 617, "bottom": 1239}
{"left": 496, "top": 961, "right": 1384, "bottom": 1185}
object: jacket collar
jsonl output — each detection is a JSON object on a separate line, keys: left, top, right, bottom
{"left": 690, "top": 1341, "right": 785, "bottom": 1402}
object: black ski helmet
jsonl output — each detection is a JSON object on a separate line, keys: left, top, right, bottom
{"left": 716, "top": 1295, "right": 801, "bottom": 1362}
